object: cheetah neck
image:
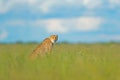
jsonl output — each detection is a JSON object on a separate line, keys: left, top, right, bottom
{"left": 49, "top": 38, "right": 55, "bottom": 44}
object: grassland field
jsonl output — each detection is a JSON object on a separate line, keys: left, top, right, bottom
{"left": 0, "top": 43, "right": 120, "bottom": 80}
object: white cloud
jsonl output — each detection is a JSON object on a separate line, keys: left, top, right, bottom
{"left": 44, "top": 19, "right": 68, "bottom": 33}
{"left": 3, "top": 16, "right": 103, "bottom": 33}
{"left": 26, "top": 0, "right": 53, "bottom": 13}
{"left": 75, "top": 17, "right": 103, "bottom": 31}
{"left": 39, "top": 0, "right": 56, "bottom": 13}
{"left": 0, "top": 0, "right": 13, "bottom": 13}
{"left": 109, "top": 0, "right": 120, "bottom": 7}
{"left": 83, "top": 0, "right": 103, "bottom": 9}
{"left": 0, "top": 0, "right": 120, "bottom": 14}
{"left": 28, "top": 0, "right": 38, "bottom": 5}
{"left": 30, "top": 17, "right": 103, "bottom": 33}
{"left": 0, "top": 30, "right": 8, "bottom": 41}
{"left": 0, "top": 0, "right": 27, "bottom": 14}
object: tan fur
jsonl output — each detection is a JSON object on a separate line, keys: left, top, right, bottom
{"left": 30, "top": 35, "right": 58, "bottom": 60}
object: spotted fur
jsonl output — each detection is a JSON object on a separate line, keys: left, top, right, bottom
{"left": 30, "top": 35, "right": 58, "bottom": 60}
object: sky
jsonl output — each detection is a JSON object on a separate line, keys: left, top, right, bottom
{"left": 0, "top": 0, "right": 120, "bottom": 43}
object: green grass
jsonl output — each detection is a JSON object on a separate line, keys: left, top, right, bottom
{"left": 0, "top": 43, "right": 120, "bottom": 80}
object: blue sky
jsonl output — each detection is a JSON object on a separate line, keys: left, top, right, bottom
{"left": 0, "top": 0, "right": 120, "bottom": 43}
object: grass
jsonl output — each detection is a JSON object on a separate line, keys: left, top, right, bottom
{"left": 0, "top": 43, "right": 120, "bottom": 80}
